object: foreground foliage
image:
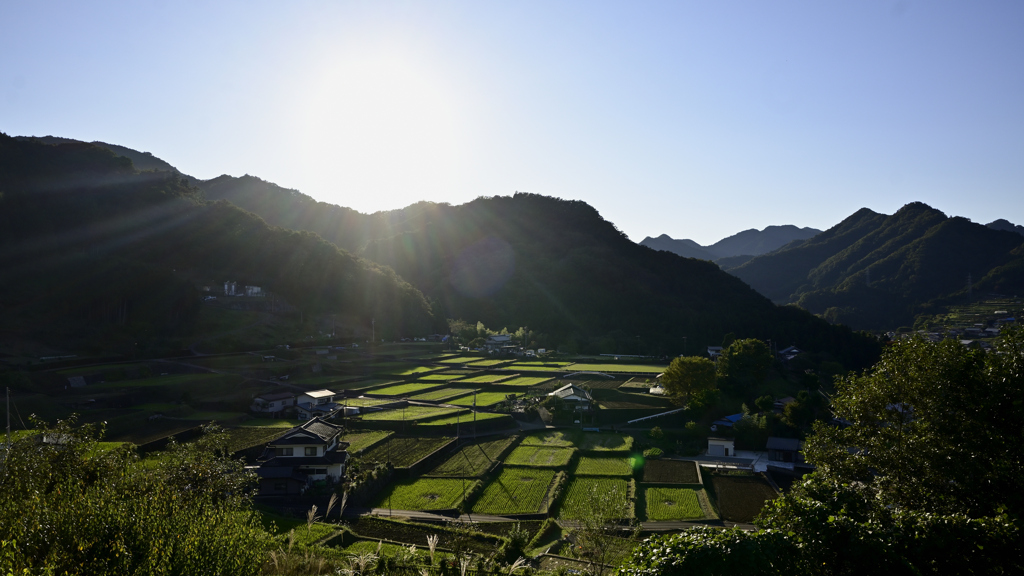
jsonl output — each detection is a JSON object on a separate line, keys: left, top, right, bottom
{"left": 618, "top": 329, "right": 1024, "bottom": 575}
{"left": 0, "top": 419, "right": 267, "bottom": 576}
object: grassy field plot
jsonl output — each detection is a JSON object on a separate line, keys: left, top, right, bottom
{"left": 345, "top": 379, "right": 402, "bottom": 389}
{"left": 416, "top": 412, "right": 514, "bottom": 428}
{"left": 521, "top": 430, "right": 575, "bottom": 447}
{"left": 578, "top": 432, "right": 634, "bottom": 452}
{"left": 415, "top": 374, "right": 461, "bottom": 381}
{"left": 344, "top": 517, "right": 498, "bottom": 554}
{"left": 471, "top": 468, "right": 557, "bottom": 515}
{"left": 429, "top": 437, "right": 516, "bottom": 476}
{"left": 576, "top": 379, "right": 628, "bottom": 390}
{"left": 453, "top": 374, "right": 509, "bottom": 383}
{"left": 558, "top": 478, "right": 632, "bottom": 520}
{"left": 359, "top": 437, "right": 453, "bottom": 467}
{"left": 643, "top": 460, "right": 699, "bottom": 484}
{"left": 644, "top": 487, "right": 704, "bottom": 520}
{"left": 367, "top": 382, "right": 443, "bottom": 396}
{"left": 339, "top": 430, "right": 393, "bottom": 453}
{"left": 90, "top": 373, "right": 231, "bottom": 390}
{"left": 505, "top": 446, "right": 574, "bottom": 467}
{"left": 493, "top": 376, "right": 553, "bottom": 387}
{"left": 359, "top": 406, "right": 463, "bottom": 422}
{"left": 408, "top": 388, "right": 475, "bottom": 402}
{"left": 573, "top": 456, "right": 634, "bottom": 476}
{"left": 387, "top": 366, "right": 442, "bottom": 376}
{"left": 340, "top": 397, "right": 396, "bottom": 408}
{"left": 465, "top": 359, "right": 508, "bottom": 367}
{"left": 450, "top": 391, "right": 514, "bottom": 407}
{"left": 567, "top": 364, "right": 667, "bottom": 374}
{"left": 223, "top": 427, "right": 284, "bottom": 453}
{"left": 437, "top": 356, "right": 481, "bottom": 364}
{"left": 238, "top": 418, "right": 305, "bottom": 428}
{"left": 342, "top": 540, "right": 434, "bottom": 558}
{"left": 372, "top": 478, "right": 470, "bottom": 510}
{"left": 507, "top": 365, "right": 566, "bottom": 372}
{"left": 513, "top": 361, "right": 573, "bottom": 367}
{"left": 710, "top": 475, "right": 778, "bottom": 523}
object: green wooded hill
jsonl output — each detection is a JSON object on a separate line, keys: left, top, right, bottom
{"left": 729, "top": 202, "right": 1024, "bottom": 330}
{"left": 190, "top": 174, "right": 879, "bottom": 365}
{"left": 0, "top": 133, "right": 432, "bottom": 355}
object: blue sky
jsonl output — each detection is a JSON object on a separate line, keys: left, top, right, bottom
{"left": 2, "top": 1, "right": 1022, "bottom": 245}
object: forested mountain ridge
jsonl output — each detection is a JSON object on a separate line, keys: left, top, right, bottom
{"left": 0, "top": 133, "right": 432, "bottom": 355}
{"left": 729, "top": 202, "right": 1024, "bottom": 330}
{"left": 640, "top": 224, "right": 821, "bottom": 263}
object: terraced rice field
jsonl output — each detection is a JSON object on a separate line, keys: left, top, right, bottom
{"left": 566, "top": 363, "right": 667, "bottom": 374}
{"left": 368, "top": 382, "right": 443, "bottom": 396}
{"left": 359, "top": 406, "right": 463, "bottom": 422}
{"left": 521, "top": 430, "right": 575, "bottom": 447}
{"left": 508, "top": 365, "right": 567, "bottom": 372}
{"left": 415, "top": 374, "right": 461, "bottom": 381}
{"left": 643, "top": 460, "right": 699, "bottom": 484}
{"left": 471, "top": 468, "right": 558, "bottom": 515}
{"left": 339, "top": 430, "right": 393, "bottom": 454}
{"left": 578, "top": 433, "right": 634, "bottom": 452}
{"left": 644, "top": 487, "right": 704, "bottom": 520}
{"left": 465, "top": 359, "right": 508, "bottom": 367}
{"left": 450, "top": 391, "right": 514, "bottom": 407}
{"left": 504, "top": 446, "right": 574, "bottom": 467}
{"left": 493, "top": 376, "right": 553, "bottom": 387}
{"left": 514, "top": 361, "right": 573, "bottom": 367}
{"left": 408, "top": 388, "right": 475, "bottom": 402}
{"left": 710, "top": 475, "right": 778, "bottom": 523}
{"left": 372, "top": 478, "right": 470, "bottom": 510}
{"left": 573, "top": 456, "right": 634, "bottom": 477}
{"left": 453, "top": 374, "right": 509, "bottom": 383}
{"left": 558, "top": 478, "right": 632, "bottom": 520}
{"left": 389, "top": 366, "right": 442, "bottom": 376}
{"left": 429, "top": 437, "right": 516, "bottom": 476}
{"left": 223, "top": 427, "right": 283, "bottom": 453}
{"left": 359, "top": 437, "right": 453, "bottom": 467}
{"left": 340, "top": 397, "right": 396, "bottom": 407}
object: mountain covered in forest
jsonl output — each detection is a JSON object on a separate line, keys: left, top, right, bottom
{"left": 640, "top": 225, "right": 821, "bottom": 264}
{"left": 0, "top": 134, "right": 432, "bottom": 356}
{"left": 729, "top": 202, "right": 1024, "bottom": 330}
{"left": 1, "top": 134, "right": 881, "bottom": 365}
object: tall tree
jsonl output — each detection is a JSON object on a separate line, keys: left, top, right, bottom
{"left": 660, "top": 356, "right": 718, "bottom": 408}
{"left": 716, "top": 338, "right": 773, "bottom": 394}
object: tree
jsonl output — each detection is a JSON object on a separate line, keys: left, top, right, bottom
{"left": 716, "top": 338, "right": 772, "bottom": 394}
{"left": 660, "top": 356, "right": 718, "bottom": 408}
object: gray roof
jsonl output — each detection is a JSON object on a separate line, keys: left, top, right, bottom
{"left": 766, "top": 437, "right": 802, "bottom": 451}
{"left": 271, "top": 417, "right": 342, "bottom": 445}
{"left": 548, "top": 384, "right": 592, "bottom": 400}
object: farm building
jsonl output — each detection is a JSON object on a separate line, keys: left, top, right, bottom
{"left": 548, "top": 384, "right": 593, "bottom": 410}
{"left": 295, "top": 389, "right": 341, "bottom": 420}
{"left": 767, "top": 436, "right": 804, "bottom": 464}
{"left": 707, "top": 437, "right": 735, "bottom": 457}
{"left": 250, "top": 392, "right": 296, "bottom": 416}
{"left": 255, "top": 417, "right": 349, "bottom": 495}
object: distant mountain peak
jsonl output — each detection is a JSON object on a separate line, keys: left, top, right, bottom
{"left": 987, "top": 219, "right": 1024, "bottom": 237}
{"left": 641, "top": 224, "right": 822, "bottom": 261}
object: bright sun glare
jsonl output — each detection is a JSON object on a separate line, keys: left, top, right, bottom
{"left": 292, "top": 52, "right": 469, "bottom": 212}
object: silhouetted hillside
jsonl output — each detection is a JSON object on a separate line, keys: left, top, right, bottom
{"left": 730, "top": 203, "right": 1024, "bottom": 329}
{"left": 0, "top": 134, "right": 432, "bottom": 355}
{"left": 988, "top": 219, "right": 1024, "bottom": 237}
{"left": 641, "top": 224, "right": 821, "bottom": 263}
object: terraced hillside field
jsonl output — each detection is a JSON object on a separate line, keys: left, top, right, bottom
{"left": 373, "top": 478, "right": 471, "bottom": 510}
{"left": 643, "top": 487, "right": 704, "bottom": 520}
{"left": 359, "top": 406, "right": 463, "bottom": 421}
{"left": 643, "top": 460, "right": 699, "bottom": 484}
{"left": 558, "top": 478, "right": 632, "bottom": 520}
{"left": 359, "top": 436, "right": 453, "bottom": 467}
{"left": 504, "top": 446, "right": 574, "bottom": 467}
{"left": 573, "top": 456, "right": 634, "bottom": 477}
{"left": 428, "top": 437, "right": 516, "bottom": 477}
{"left": 471, "top": 468, "right": 558, "bottom": 515}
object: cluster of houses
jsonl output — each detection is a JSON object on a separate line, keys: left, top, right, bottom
{"left": 253, "top": 416, "right": 349, "bottom": 496}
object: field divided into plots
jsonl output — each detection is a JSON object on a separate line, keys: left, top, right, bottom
{"left": 359, "top": 406, "right": 464, "bottom": 422}
{"left": 644, "top": 487, "right": 704, "bottom": 520}
{"left": 471, "top": 468, "right": 558, "bottom": 515}
{"left": 558, "top": 478, "right": 632, "bottom": 520}
{"left": 710, "top": 475, "right": 778, "bottom": 523}
{"left": 493, "top": 376, "right": 553, "bottom": 387}
{"left": 573, "top": 456, "right": 634, "bottom": 477}
{"left": 450, "top": 391, "right": 513, "bottom": 407}
{"left": 359, "top": 437, "right": 453, "bottom": 467}
{"left": 368, "top": 382, "right": 442, "bottom": 396}
{"left": 416, "top": 412, "right": 514, "bottom": 428}
{"left": 428, "top": 437, "right": 516, "bottom": 477}
{"left": 339, "top": 430, "right": 393, "bottom": 454}
{"left": 566, "top": 364, "right": 667, "bottom": 374}
{"left": 372, "top": 478, "right": 471, "bottom": 510}
{"left": 453, "top": 374, "right": 510, "bottom": 384}
{"left": 407, "top": 388, "right": 476, "bottom": 402}
{"left": 521, "top": 431, "right": 575, "bottom": 447}
{"left": 643, "top": 460, "right": 699, "bottom": 484}
{"left": 504, "top": 446, "right": 574, "bottom": 467}
{"left": 578, "top": 433, "right": 633, "bottom": 452}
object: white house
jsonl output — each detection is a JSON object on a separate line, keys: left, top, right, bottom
{"left": 255, "top": 417, "right": 349, "bottom": 495}
{"left": 707, "top": 346, "right": 724, "bottom": 359}
{"left": 707, "top": 437, "right": 735, "bottom": 457}
{"left": 295, "top": 389, "right": 341, "bottom": 420}
{"left": 223, "top": 281, "right": 237, "bottom": 296}
{"left": 250, "top": 392, "right": 296, "bottom": 415}
{"left": 244, "top": 285, "right": 264, "bottom": 297}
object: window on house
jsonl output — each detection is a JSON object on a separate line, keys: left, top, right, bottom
{"left": 275, "top": 447, "right": 293, "bottom": 456}
{"left": 304, "top": 447, "right": 317, "bottom": 456}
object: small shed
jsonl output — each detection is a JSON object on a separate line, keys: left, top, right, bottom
{"left": 707, "top": 437, "right": 735, "bottom": 457}
{"left": 767, "top": 436, "right": 803, "bottom": 463}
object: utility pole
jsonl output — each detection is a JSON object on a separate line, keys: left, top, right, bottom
{"left": 372, "top": 318, "right": 375, "bottom": 345}
{"left": 5, "top": 387, "right": 10, "bottom": 456}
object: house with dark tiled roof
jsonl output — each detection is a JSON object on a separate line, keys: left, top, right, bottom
{"left": 547, "top": 384, "right": 593, "bottom": 410}
{"left": 250, "top": 392, "right": 296, "bottom": 416}
{"left": 255, "top": 417, "right": 349, "bottom": 495}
